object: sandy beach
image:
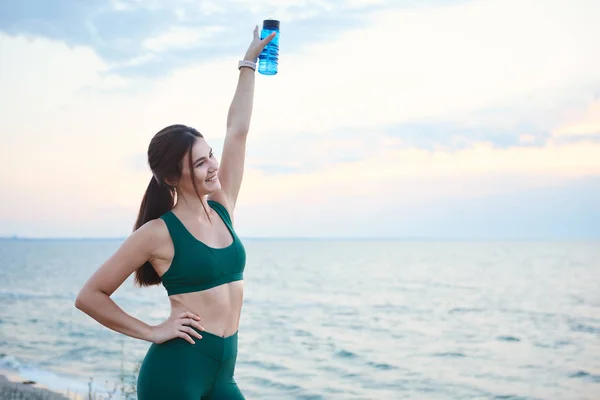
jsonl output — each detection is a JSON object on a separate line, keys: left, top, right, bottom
{"left": 0, "top": 371, "right": 75, "bottom": 400}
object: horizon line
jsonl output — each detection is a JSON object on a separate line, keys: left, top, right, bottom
{"left": 1, "top": 235, "right": 599, "bottom": 242}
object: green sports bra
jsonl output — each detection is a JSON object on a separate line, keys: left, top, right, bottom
{"left": 158, "top": 200, "right": 246, "bottom": 296}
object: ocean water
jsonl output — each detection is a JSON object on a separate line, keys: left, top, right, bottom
{"left": 0, "top": 238, "right": 599, "bottom": 399}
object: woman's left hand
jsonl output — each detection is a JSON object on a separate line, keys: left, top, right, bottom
{"left": 243, "top": 25, "right": 276, "bottom": 62}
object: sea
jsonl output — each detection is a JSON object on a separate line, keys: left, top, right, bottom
{"left": 0, "top": 238, "right": 598, "bottom": 399}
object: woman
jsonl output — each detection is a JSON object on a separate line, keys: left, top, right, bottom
{"left": 75, "top": 26, "right": 276, "bottom": 400}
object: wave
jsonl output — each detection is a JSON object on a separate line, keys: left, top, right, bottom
{"left": 0, "top": 353, "right": 96, "bottom": 397}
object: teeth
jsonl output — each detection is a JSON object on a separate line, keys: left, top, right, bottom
{"left": 206, "top": 175, "right": 217, "bottom": 182}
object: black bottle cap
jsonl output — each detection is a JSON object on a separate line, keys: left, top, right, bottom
{"left": 263, "top": 19, "right": 280, "bottom": 30}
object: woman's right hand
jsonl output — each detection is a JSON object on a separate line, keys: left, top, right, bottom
{"left": 149, "top": 311, "right": 204, "bottom": 344}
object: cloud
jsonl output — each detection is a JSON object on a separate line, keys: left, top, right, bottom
{"left": 251, "top": 164, "right": 303, "bottom": 175}
{"left": 0, "top": 33, "right": 126, "bottom": 125}
{"left": 230, "top": 174, "right": 600, "bottom": 239}
{"left": 1, "top": 0, "right": 600, "bottom": 238}
{"left": 0, "top": 0, "right": 389, "bottom": 76}
{"left": 239, "top": 138, "right": 600, "bottom": 208}
{"left": 381, "top": 119, "right": 549, "bottom": 151}
{"left": 247, "top": 0, "right": 600, "bottom": 141}
{"left": 0, "top": 0, "right": 103, "bottom": 41}
{"left": 142, "top": 26, "right": 226, "bottom": 52}
{"left": 553, "top": 99, "right": 600, "bottom": 138}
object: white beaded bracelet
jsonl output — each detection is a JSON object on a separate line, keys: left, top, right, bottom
{"left": 238, "top": 60, "right": 257, "bottom": 71}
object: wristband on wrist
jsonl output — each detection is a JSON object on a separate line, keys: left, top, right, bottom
{"left": 238, "top": 60, "right": 257, "bottom": 71}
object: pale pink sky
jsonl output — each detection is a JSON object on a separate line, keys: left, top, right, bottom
{"left": 1, "top": 0, "right": 599, "bottom": 238}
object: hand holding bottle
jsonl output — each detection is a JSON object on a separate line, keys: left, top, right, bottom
{"left": 244, "top": 25, "right": 276, "bottom": 62}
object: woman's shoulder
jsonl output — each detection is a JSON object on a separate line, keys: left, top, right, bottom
{"left": 136, "top": 217, "right": 172, "bottom": 245}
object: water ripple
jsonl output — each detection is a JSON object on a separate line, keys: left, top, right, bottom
{"left": 1, "top": 239, "right": 599, "bottom": 399}
{"left": 569, "top": 321, "right": 600, "bottom": 336}
{"left": 432, "top": 352, "right": 467, "bottom": 358}
{"left": 569, "top": 370, "right": 600, "bottom": 383}
{"left": 497, "top": 335, "right": 521, "bottom": 342}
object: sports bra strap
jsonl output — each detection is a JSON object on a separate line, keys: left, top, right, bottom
{"left": 159, "top": 201, "right": 232, "bottom": 242}
{"left": 159, "top": 210, "right": 187, "bottom": 246}
{"left": 207, "top": 200, "right": 232, "bottom": 227}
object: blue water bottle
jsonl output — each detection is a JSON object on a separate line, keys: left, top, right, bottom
{"left": 258, "top": 19, "right": 280, "bottom": 75}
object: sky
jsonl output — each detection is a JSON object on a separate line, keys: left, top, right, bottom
{"left": 1, "top": 0, "right": 599, "bottom": 239}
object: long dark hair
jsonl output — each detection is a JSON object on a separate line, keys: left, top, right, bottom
{"left": 133, "top": 124, "right": 205, "bottom": 287}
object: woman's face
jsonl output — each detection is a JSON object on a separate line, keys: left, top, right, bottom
{"left": 178, "top": 137, "right": 221, "bottom": 196}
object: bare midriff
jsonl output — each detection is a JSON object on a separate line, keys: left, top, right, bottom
{"left": 168, "top": 280, "right": 244, "bottom": 338}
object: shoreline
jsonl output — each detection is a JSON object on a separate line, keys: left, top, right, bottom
{"left": 0, "top": 370, "right": 82, "bottom": 400}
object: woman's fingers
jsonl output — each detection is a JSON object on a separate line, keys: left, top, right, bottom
{"left": 177, "top": 331, "right": 195, "bottom": 344}
{"left": 261, "top": 32, "right": 276, "bottom": 47}
{"left": 179, "top": 311, "right": 201, "bottom": 321}
{"left": 181, "top": 326, "right": 203, "bottom": 340}
{"left": 176, "top": 317, "right": 205, "bottom": 336}
{"left": 173, "top": 312, "right": 204, "bottom": 342}
{"left": 262, "top": 32, "right": 276, "bottom": 42}
{"left": 191, "top": 321, "right": 205, "bottom": 331}
{"left": 179, "top": 318, "right": 194, "bottom": 326}
{"left": 178, "top": 318, "right": 204, "bottom": 331}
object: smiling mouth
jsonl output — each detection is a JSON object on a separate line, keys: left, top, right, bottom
{"left": 205, "top": 175, "right": 217, "bottom": 182}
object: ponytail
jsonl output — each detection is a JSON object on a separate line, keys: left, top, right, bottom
{"left": 133, "top": 176, "right": 175, "bottom": 287}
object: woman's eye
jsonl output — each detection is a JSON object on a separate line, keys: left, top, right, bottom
{"left": 196, "top": 153, "right": 212, "bottom": 167}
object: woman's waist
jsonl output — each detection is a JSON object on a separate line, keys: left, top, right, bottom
{"left": 160, "top": 326, "right": 239, "bottom": 361}
{"left": 169, "top": 299, "right": 242, "bottom": 337}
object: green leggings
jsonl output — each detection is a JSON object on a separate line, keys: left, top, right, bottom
{"left": 137, "top": 328, "right": 244, "bottom": 399}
